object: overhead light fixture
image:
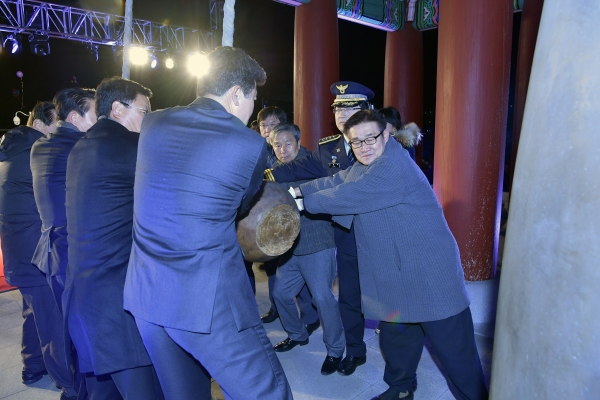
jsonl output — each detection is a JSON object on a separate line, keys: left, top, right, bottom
{"left": 165, "top": 57, "right": 174, "bottom": 69}
{"left": 85, "top": 42, "right": 99, "bottom": 62}
{"left": 187, "top": 53, "right": 210, "bottom": 77}
{"left": 13, "top": 111, "right": 30, "bottom": 126}
{"left": 3, "top": 34, "right": 21, "bottom": 54}
{"left": 129, "top": 47, "right": 149, "bottom": 65}
{"left": 29, "top": 34, "right": 50, "bottom": 56}
{"left": 150, "top": 53, "right": 158, "bottom": 69}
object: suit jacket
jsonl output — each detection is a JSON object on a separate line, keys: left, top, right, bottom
{"left": 301, "top": 138, "right": 470, "bottom": 323}
{"left": 267, "top": 134, "right": 358, "bottom": 256}
{"left": 63, "top": 118, "right": 151, "bottom": 374}
{"left": 0, "top": 126, "right": 47, "bottom": 287}
{"left": 124, "top": 98, "right": 267, "bottom": 333}
{"left": 30, "top": 122, "right": 84, "bottom": 276}
{"left": 273, "top": 146, "right": 335, "bottom": 256}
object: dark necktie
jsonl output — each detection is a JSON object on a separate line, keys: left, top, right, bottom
{"left": 347, "top": 150, "right": 356, "bottom": 165}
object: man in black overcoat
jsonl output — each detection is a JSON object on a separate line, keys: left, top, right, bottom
{"left": 30, "top": 87, "right": 97, "bottom": 311}
{"left": 30, "top": 88, "right": 97, "bottom": 400}
{"left": 63, "top": 77, "right": 163, "bottom": 399}
{"left": 0, "top": 102, "right": 62, "bottom": 387}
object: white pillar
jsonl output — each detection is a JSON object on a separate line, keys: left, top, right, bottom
{"left": 490, "top": 1, "right": 600, "bottom": 397}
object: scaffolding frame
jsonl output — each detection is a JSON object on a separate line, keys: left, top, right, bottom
{"left": 0, "top": 0, "right": 214, "bottom": 52}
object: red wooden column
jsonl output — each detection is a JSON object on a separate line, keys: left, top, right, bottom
{"left": 384, "top": 25, "right": 423, "bottom": 128}
{"left": 433, "top": 0, "right": 513, "bottom": 280}
{"left": 508, "top": 0, "right": 545, "bottom": 194}
{"left": 294, "top": 0, "right": 339, "bottom": 151}
{"left": 384, "top": 25, "right": 423, "bottom": 165}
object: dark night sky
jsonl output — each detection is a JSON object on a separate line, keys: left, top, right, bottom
{"left": 0, "top": 0, "right": 401, "bottom": 130}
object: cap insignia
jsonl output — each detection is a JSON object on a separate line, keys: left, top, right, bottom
{"left": 336, "top": 84, "right": 349, "bottom": 94}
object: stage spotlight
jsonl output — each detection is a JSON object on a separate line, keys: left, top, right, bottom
{"left": 150, "top": 53, "right": 158, "bottom": 69}
{"left": 29, "top": 34, "right": 50, "bottom": 56}
{"left": 130, "top": 47, "right": 149, "bottom": 65}
{"left": 187, "top": 53, "right": 210, "bottom": 78}
{"left": 3, "top": 34, "right": 21, "bottom": 54}
{"left": 86, "top": 43, "right": 99, "bottom": 62}
{"left": 165, "top": 57, "right": 175, "bottom": 69}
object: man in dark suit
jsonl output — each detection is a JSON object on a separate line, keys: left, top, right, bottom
{"left": 0, "top": 102, "right": 57, "bottom": 387}
{"left": 30, "top": 88, "right": 97, "bottom": 400}
{"left": 268, "top": 123, "right": 345, "bottom": 376}
{"left": 295, "top": 110, "right": 488, "bottom": 400}
{"left": 123, "top": 47, "right": 292, "bottom": 400}
{"left": 63, "top": 77, "right": 163, "bottom": 399}
{"left": 30, "top": 87, "right": 97, "bottom": 310}
{"left": 253, "top": 106, "right": 318, "bottom": 328}
{"left": 264, "top": 81, "right": 374, "bottom": 376}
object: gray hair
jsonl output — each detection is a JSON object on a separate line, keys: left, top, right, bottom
{"left": 269, "top": 122, "right": 301, "bottom": 144}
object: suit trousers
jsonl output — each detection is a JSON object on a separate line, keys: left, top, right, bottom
{"left": 336, "top": 250, "right": 366, "bottom": 357}
{"left": 20, "top": 285, "right": 77, "bottom": 397}
{"left": 135, "top": 307, "right": 292, "bottom": 400}
{"left": 47, "top": 272, "right": 66, "bottom": 317}
{"left": 273, "top": 248, "right": 345, "bottom": 357}
{"left": 84, "top": 365, "right": 164, "bottom": 400}
{"left": 379, "top": 307, "right": 488, "bottom": 399}
{"left": 20, "top": 289, "right": 45, "bottom": 373}
{"left": 260, "top": 259, "right": 319, "bottom": 325}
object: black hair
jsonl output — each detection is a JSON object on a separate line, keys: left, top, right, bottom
{"left": 249, "top": 120, "right": 260, "bottom": 133}
{"left": 378, "top": 106, "right": 403, "bottom": 130}
{"left": 257, "top": 106, "right": 287, "bottom": 124}
{"left": 270, "top": 122, "right": 301, "bottom": 144}
{"left": 27, "top": 101, "right": 55, "bottom": 126}
{"left": 196, "top": 46, "right": 266, "bottom": 98}
{"left": 343, "top": 110, "right": 387, "bottom": 136}
{"left": 53, "top": 88, "right": 96, "bottom": 121}
{"left": 95, "top": 77, "right": 153, "bottom": 118}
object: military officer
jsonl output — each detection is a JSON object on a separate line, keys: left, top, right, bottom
{"left": 265, "top": 81, "right": 373, "bottom": 376}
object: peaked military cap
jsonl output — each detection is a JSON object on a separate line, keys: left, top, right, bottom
{"left": 330, "top": 81, "right": 375, "bottom": 107}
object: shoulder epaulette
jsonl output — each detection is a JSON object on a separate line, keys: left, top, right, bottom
{"left": 264, "top": 169, "right": 275, "bottom": 181}
{"left": 318, "top": 134, "right": 341, "bottom": 145}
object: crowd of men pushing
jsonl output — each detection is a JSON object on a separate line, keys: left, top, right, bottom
{"left": 0, "top": 46, "right": 488, "bottom": 400}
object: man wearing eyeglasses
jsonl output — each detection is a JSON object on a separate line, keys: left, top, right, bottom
{"left": 62, "top": 77, "right": 162, "bottom": 399}
{"left": 264, "top": 81, "right": 374, "bottom": 376}
{"left": 256, "top": 106, "right": 286, "bottom": 168}
{"left": 293, "top": 110, "right": 488, "bottom": 400}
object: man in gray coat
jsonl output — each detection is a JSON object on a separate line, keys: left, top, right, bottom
{"left": 292, "top": 110, "right": 488, "bottom": 400}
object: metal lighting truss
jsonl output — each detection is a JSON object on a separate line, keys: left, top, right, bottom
{"left": 0, "top": 0, "right": 214, "bottom": 52}
{"left": 209, "top": 0, "right": 224, "bottom": 32}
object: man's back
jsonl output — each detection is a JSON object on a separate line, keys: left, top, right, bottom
{"left": 30, "top": 125, "right": 84, "bottom": 276}
{"left": 65, "top": 117, "right": 151, "bottom": 375}
{"left": 124, "top": 97, "right": 267, "bottom": 333}
{"left": 0, "top": 126, "right": 46, "bottom": 288}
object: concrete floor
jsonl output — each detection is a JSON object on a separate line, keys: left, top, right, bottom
{"left": 0, "top": 264, "right": 493, "bottom": 399}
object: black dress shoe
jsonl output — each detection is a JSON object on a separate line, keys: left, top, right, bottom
{"left": 337, "top": 355, "right": 367, "bottom": 376}
{"left": 371, "top": 388, "right": 414, "bottom": 400}
{"left": 321, "top": 355, "right": 342, "bottom": 375}
{"left": 261, "top": 309, "right": 279, "bottom": 323}
{"left": 60, "top": 390, "right": 78, "bottom": 400}
{"left": 273, "top": 337, "right": 308, "bottom": 352}
{"left": 22, "top": 368, "right": 48, "bottom": 384}
{"left": 306, "top": 320, "right": 320, "bottom": 336}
